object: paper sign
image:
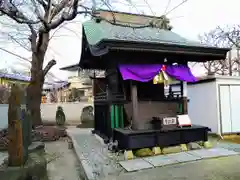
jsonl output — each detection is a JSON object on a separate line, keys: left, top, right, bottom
{"left": 177, "top": 114, "right": 192, "bottom": 127}
{"left": 163, "top": 117, "right": 177, "bottom": 125}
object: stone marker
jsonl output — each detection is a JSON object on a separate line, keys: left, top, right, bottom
{"left": 8, "top": 84, "right": 25, "bottom": 166}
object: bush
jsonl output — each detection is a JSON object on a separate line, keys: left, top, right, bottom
{"left": 55, "top": 106, "right": 66, "bottom": 126}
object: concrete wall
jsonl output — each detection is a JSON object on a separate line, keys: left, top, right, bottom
{"left": 188, "top": 81, "right": 219, "bottom": 134}
{"left": 188, "top": 76, "right": 240, "bottom": 135}
{"left": 215, "top": 77, "right": 240, "bottom": 134}
{"left": 0, "top": 104, "right": 9, "bottom": 129}
{"left": 0, "top": 102, "right": 93, "bottom": 129}
{"left": 41, "top": 102, "right": 93, "bottom": 122}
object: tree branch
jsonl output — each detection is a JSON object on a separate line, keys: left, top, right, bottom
{"left": 50, "top": 0, "right": 69, "bottom": 20}
{"left": 48, "top": 0, "right": 79, "bottom": 30}
{"left": 43, "top": 59, "right": 56, "bottom": 77}
{"left": 0, "top": 0, "right": 40, "bottom": 25}
{"left": 29, "top": 32, "right": 37, "bottom": 53}
{"left": 31, "top": 0, "right": 45, "bottom": 23}
{"left": 217, "top": 26, "right": 240, "bottom": 49}
{"left": 36, "top": 0, "right": 48, "bottom": 10}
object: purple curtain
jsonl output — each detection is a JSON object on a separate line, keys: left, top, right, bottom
{"left": 165, "top": 65, "right": 198, "bottom": 82}
{"left": 118, "top": 64, "right": 197, "bottom": 82}
{"left": 119, "top": 64, "right": 162, "bottom": 82}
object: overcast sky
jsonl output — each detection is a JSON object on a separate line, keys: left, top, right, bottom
{"left": 0, "top": 0, "right": 239, "bottom": 80}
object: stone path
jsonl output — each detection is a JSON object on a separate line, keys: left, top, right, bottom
{"left": 119, "top": 148, "right": 239, "bottom": 172}
{"left": 67, "top": 128, "right": 125, "bottom": 180}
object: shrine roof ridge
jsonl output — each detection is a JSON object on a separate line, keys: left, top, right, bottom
{"left": 82, "top": 19, "right": 230, "bottom": 52}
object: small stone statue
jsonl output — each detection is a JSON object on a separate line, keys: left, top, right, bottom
{"left": 55, "top": 106, "right": 66, "bottom": 126}
{"left": 80, "top": 106, "right": 94, "bottom": 124}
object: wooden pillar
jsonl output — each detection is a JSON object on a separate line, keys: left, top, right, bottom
{"left": 182, "top": 81, "right": 188, "bottom": 114}
{"left": 180, "top": 81, "right": 183, "bottom": 97}
{"left": 131, "top": 81, "right": 138, "bottom": 130}
{"left": 92, "top": 79, "right": 96, "bottom": 96}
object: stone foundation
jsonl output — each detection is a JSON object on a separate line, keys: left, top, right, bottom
{"left": 0, "top": 142, "right": 47, "bottom": 180}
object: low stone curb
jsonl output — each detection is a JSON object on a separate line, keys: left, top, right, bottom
{"left": 67, "top": 131, "right": 96, "bottom": 180}
{"left": 93, "top": 134, "right": 105, "bottom": 146}
{"left": 28, "top": 142, "right": 45, "bottom": 153}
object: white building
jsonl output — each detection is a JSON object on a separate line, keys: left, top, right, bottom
{"left": 188, "top": 76, "right": 240, "bottom": 135}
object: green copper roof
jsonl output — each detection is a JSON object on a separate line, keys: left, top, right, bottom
{"left": 83, "top": 20, "right": 206, "bottom": 47}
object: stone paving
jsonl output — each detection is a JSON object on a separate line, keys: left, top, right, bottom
{"left": 216, "top": 142, "right": 240, "bottom": 152}
{"left": 67, "top": 128, "right": 125, "bottom": 180}
{"left": 107, "top": 155, "right": 240, "bottom": 180}
{"left": 119, "top": 148, "right": 239, "bottom": 172}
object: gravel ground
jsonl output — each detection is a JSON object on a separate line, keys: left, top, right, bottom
{"left": 45, "top": 138, "right": 82, "bottom": 180}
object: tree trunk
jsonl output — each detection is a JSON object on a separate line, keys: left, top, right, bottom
{"left": 27, "top": 53, "right": 44, "bottom": 126}
{"left": 27, "top": 32, "right": 49, "bottom": 127}
{"left": 229, "top": 51, "right": 232, "bottom": 76}
{"left": 27, "top": 83, "right": 43, "bottom": 126}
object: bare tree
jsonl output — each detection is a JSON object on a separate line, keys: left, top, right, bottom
{"left": 217, "top": 25, "right": 240, "bottom": 49}
{"left": 0, "top": 0, "right": 133, "bottom": 126}
{"left": 198, "top": 26, "right": 240, "bottom": 76}
{"left": 0, "top": 0, "right": 87, "bottom": 125}
{"left": 217, "top": 25, "right": 240, "bottom": 75}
